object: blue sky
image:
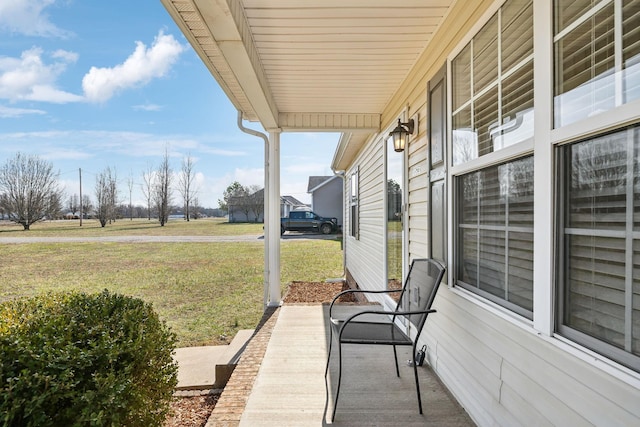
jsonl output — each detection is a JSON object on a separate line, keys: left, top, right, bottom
{"left": 0, "top": 0, "right": 340, "bottom": 209}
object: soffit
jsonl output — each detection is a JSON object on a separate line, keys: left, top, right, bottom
{"left": 161, "top": 0, "right": 455, "bottom": 133}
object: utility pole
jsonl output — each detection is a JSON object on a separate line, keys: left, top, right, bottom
{"left": 79, "top": 168, "right": 83, "bottom": 226}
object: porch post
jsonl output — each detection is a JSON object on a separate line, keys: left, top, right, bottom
{"left": 266, "top": 130, "right": 281, "bottom": 306}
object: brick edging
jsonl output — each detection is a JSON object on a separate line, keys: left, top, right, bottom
{"left": 205, "top": 306, "right": 280, "bottom": 427}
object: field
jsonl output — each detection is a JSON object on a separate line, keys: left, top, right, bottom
{"left": 0, "top": 218, "right": 343, "bottom": 347}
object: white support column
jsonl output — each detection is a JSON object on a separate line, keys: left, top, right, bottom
{"left": 532, "top": 0, "right": 554, "bottom": 335}
{"left": 266, "top": 130, "right": 281, "bottom": 306}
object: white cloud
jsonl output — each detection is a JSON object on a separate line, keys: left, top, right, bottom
{"left": 0, "top": 47, "right": 83, "bottom": 103}
{"left": 0, "top": 0, "right": 71, "bottom": 38}
{"left": 132, "top": 103, "right": 163, "bottom": 112}
{"left": 82, "top": 31, "right": 186, "bottom": 103}
{"left": 0, "top": 104, "right": 46, "bottom": 118}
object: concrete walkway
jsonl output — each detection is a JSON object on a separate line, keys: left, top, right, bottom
{"left": 207, "top": 305, "right": 475, "bottom": 426}
{"left": 173, "top": 330, "right": 254, "bottom": 391}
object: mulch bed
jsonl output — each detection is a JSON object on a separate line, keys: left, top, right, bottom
{"left": 165, "top": 281, "right": 355, "bottom": 426}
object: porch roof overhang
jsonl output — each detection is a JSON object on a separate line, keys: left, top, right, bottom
{"left": 160, "top": 0, "right": 456, "bottom": 170}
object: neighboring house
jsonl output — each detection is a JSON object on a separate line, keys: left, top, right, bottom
{"left": 164, "top": 1, "right": 640, "bottom": 426}
{"left": 228, "top": 189, "right": 306, "bottom": 223}
{"left": 280, "top": 195, "right": 307, "bottom": 217}
{"left": 307, "top": 176, "right": 343, "bottom": 226}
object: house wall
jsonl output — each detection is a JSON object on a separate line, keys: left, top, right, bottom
{"left": 344, "top": 134, "right": 387, "bottom": 300}
{"left": 310, "top": 177, "right": 343, "bottom": 226}
{"left": 342, "top": 0, "right": 640, "bottom": 425}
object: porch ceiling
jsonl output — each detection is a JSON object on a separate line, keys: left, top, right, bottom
{"left": 161, "top": 0, "right": 454, "bottom": 140}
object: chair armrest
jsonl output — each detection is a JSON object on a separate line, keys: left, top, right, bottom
{"left": 333, "top": 308, "right": 438, "bottom": 335}
{"left": 329, "top": 288, "right": 401, "bottom": 318}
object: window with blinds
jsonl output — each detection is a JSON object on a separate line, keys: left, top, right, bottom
{"left": 554, "top": 0, "right": 640, "bottom": 128}
{"left": 452, "top": 0, "right": 534, "bottom": 166}
{"left": 457, "top": 156, "right": 534, "bottom": 318}
{"left": 558, "top": 125, "right": 640, "bottom": 371}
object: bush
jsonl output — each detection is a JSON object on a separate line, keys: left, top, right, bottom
{"left": 0, "top": 290, "right": 178, "bottom": 427}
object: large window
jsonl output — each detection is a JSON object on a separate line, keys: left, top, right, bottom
{"left": 557, "top": 125, "right": 640, "bottom": 371}
{"left": 452, "top": 0, "right": 535, "bottom": 317}
{"left": 457, "top": 157, "right": 534, "bottom": 318}
{"left": 452, "top": 0, "right": 534, "bottom": 165}
{"left": 554, "top": 0, "right": 640, "bottom": 127}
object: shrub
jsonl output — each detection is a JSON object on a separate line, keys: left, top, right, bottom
{"left": 0, "top": 290, "right": 178, "bottom": 427}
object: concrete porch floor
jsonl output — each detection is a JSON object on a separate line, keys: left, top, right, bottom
{"left": 207, "top": 305, "right": 475, "bottom": 426}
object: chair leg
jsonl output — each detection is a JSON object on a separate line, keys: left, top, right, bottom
{"left": 324, "top": 328, "right": 333, "bottom": 423}
{"left": 392, "top": 345, "right": 400, "bottom": 377}
{"left": 412, "top": 350, "right": 423, "bottom": 414}
{"left": 331, "top": 342, "right": 344, "bottom": 422}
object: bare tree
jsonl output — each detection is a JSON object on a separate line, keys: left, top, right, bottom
{"left": 178, "top": 154, "right": 197, "bottom": 221}
{"left": 141, "top": 163, "right": 155, "bottom": 220}
{"left": 127, "top": 173, "right": 134, "bottom": 220}
{"left": 0, "top": 153, "right": 63, "bottom": 230}
{"left": 95, "top": 167, "right": 118, "bottom": 227}
{"left": 154, "top": 148, "right": 172, "bottom": 226}
{"left": 82, "top": 194, "right": 94, "bottom": 217}
{"left": 247, "top": 185, "right": 264, "bottom": 222}
{"left": 68, "top": 194, "right": 79, "bottom": 216}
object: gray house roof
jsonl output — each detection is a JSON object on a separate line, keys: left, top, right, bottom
{"left": 307, "top": 176, "right": 339, "bottom": 193}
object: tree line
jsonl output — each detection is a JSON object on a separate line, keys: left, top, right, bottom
{"left": 0, "top": 149, "right": 203, "bottom": 230}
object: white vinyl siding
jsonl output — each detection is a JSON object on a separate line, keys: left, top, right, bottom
{"left": 345, "top": 134, "right": 386, "bottom": 295}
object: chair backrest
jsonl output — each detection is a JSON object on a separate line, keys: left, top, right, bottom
{"left": 394, "top": 258, "right": 446, "bottom": 333}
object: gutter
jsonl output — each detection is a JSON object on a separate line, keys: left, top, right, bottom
{"left": 236, "top": 110, "right": 270, "bottom": 309}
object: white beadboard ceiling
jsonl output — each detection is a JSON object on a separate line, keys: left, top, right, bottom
{"left": 161, "top": 0, "right": 454, "bottom": 134}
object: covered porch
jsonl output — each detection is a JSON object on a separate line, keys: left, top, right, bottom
{"left": 206, "top": 304, "right": 474, "bottom": 426}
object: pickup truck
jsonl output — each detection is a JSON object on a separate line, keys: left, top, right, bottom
{"left": 281, "top": 210, "right": 338, "bottom": 235}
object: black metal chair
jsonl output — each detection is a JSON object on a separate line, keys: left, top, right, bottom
{"left": 324, "top": 258, "right": 446, "bottom": 422}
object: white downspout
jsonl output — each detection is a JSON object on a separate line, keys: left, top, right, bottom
{"left": 236, "top": 111, "right": 270, "bottom": 309}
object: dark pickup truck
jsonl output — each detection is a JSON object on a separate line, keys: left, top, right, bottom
{"left": 281, "top": 210, "right": 339, "bottom": 235}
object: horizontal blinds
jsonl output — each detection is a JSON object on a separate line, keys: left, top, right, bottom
{"left": 554, "top": 0, "right": 597, "bottom": 34}
{"left": 562, "top": 125, "right": 640, "bottom": 364}
{"left": 457, "top": 157, "right": 534, "bottom": 316}
{"left": 502, "top": 0, "right": 533, "bottom": 73}
{"left": 623, "top": 1, "right": 640, "bottom": 103}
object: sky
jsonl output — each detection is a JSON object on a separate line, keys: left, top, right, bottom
{"left": 0, "top": 0, "right": 340, "bottom": 209}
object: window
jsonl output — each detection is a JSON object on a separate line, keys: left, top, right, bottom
{"left": 350, "top": 168, "right": 359, "bottom": 239}
{"left": 554, "top": 0, "right": 640, "bottom": 127}
{"left": 452, "top": 0, "right": 534, "bottom": 166}
{"left": 557, "top": 125, "right": 640, "bottom": 371}
{"left": 457, "top": 156, "right": 534, "bottom": 318}
{"left": 386, "top": 138, "right": 403, "bottom": 290}
{"left": 451, "top": 0, "right": 535, "bottom": 317}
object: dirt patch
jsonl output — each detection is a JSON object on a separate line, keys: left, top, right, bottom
{"left": 283, "top": 280, "right": 357, "bottom": 304}
{"left": 164, "top": 393, "right": 219, "bottom": 427}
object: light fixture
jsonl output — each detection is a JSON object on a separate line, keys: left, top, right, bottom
{"left": 389, "top": 118, "right": 415, "bottom": 153}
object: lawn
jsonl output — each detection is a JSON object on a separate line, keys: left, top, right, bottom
{"left": 0, "top": 219, "right": 343, "bottom": 347}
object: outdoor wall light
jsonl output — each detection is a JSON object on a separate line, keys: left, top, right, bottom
{"left": 389, "top": 118, "right": 415, "bottom": 153}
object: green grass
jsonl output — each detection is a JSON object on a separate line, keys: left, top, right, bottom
{"left": 0, "top": 232, "right": 343, "bottom": 347}
{"left": 0, "top": 217, "right": 264, "bottom": 237}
